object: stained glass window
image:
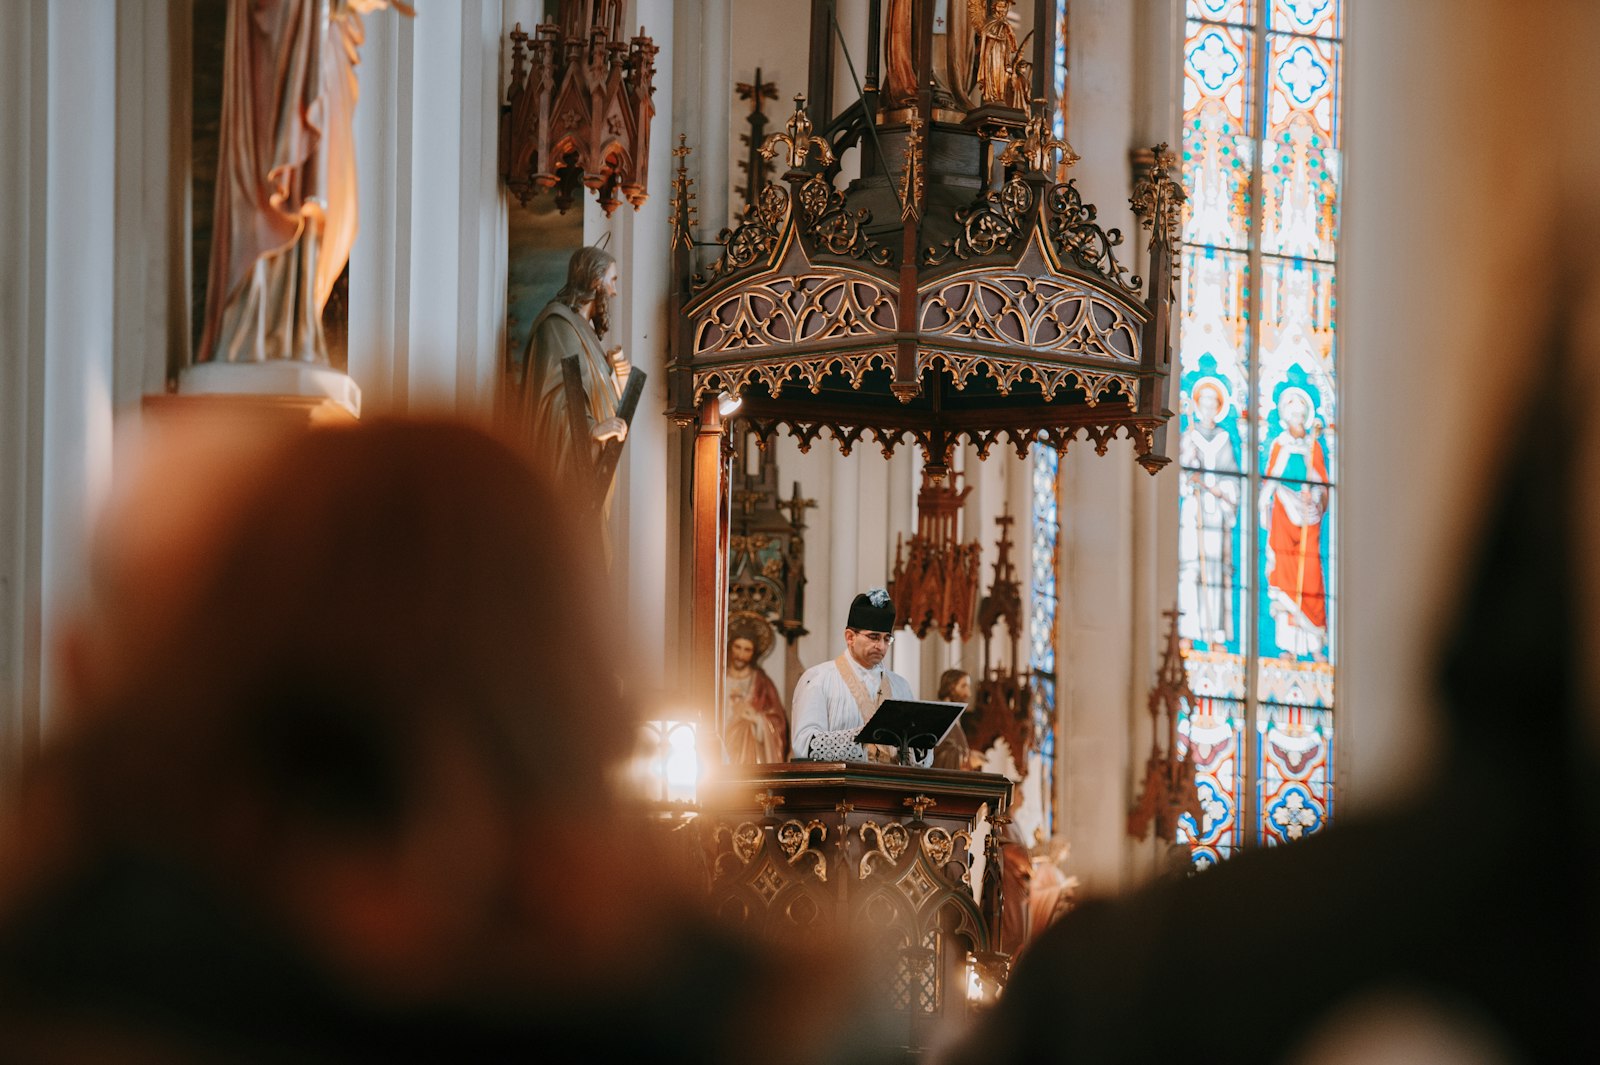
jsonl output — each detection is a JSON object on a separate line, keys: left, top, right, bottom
{"left": 1177, "top": 0, "right": 1341, "bottom": 862}
{"left": 1029, "top": 445, "right": 1059, "bottom": 839}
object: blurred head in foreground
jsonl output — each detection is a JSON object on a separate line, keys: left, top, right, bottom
{"left": 0, "top": 414, "right": 861, "bottom": 1063}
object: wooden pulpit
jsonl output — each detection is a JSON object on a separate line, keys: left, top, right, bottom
{"left": 697, "top": 762, "right": 1015, "bottom": 1057}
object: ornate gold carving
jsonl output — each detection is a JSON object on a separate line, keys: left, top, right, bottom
{"left": 755, "top": 789, "right": 785, "bottom": 817}
{"left": 760, "top": 93, "right": 835, "bottom": 171}
{"left": 919, "top": 350, "right": 1139, "bottom": 403}
{"left": 1046, "top": 180, "right": 1141, "bottom": 295}
{"left": 751, "top": 860, "right": 788, "bottom": 904}
{"left": 998, "top": 98, "right": 1079, "bottom": 175}
{"left": 730, "top": 821, "right": 763, "bottom": 861}
{"left": 777, "top": 818, "right": 829, "bottom": 881}
{"left": 974, "top": 0, "right": 1030, "bottom": 109}
{"left": 860, "top": 819, "right": 912, "bottom": 878}
{"left": 1130, "top": 141, "right": 1185, "bottom": 263}
{"left": 926, "top": 174, "right": 1034, "bottom": 265}
{"left": 699, "top": 184, "right": 792, "bottom": 287}
{"left": 921, "top": 826, "right": 964, "bottom": 867}
{"left": 692, "top": 275, "right": 897, "bottom": 358}
{"left": 668, "top": 135, "right": 698, "bottom": 253}
{"left": 904, "top": 794, "right": 938, "bottom": 819}
{"left": 919, "top": 274, "right": 1143, "bottom": 364}
{"left": 797, "top": 174, "right": 892, "bottom": 265}
{"left": 900, "top": 115, "right": 926, "bottom": 221}
{"left": 895, "top": 862, "right": 940, "bottom": 909}
{"left": 692, "top": 348, "right": 895, "bottom": 408}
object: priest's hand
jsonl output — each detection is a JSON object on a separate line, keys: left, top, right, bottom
{"left": 593, "top": 417, "right": 629, "bottom": 443}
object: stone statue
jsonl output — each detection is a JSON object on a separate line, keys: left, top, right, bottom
{"left": 518, "top": 245, "right": 632, "bottom": 488}
{"left": 196, "top": 0, "right": 412, "bottom": 366}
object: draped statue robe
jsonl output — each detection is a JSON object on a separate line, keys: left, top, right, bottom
{"left": 518, "top": 300, "right": 620, "bottom": 496}
{"left": 198, "top": 0, "right": 388, "bottom": 365}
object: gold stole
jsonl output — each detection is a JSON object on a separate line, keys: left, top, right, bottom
{"left": 834, "top": 655, "right": 893, "bottom": 763}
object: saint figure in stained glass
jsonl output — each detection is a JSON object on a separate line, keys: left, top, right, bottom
{"left": 1260, "top": 383, "right": 1329, "bottom": 659}
{"left": 1178, "top": 375, "right": 1242, "bottom": 648}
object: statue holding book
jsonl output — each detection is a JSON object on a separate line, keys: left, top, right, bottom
{"left": 519, "top": 246, "right": 633, "bottom": 483}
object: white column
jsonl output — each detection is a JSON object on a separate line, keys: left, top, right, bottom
{"left": 114, "top": 0, "right": 186, "bottom": 402}
{"left": 0, "top": 0, "right": 49, "bottom": 780}
{"left": 1048, "top": 0, "right": 1140, "bottom": 895}
{"left": 1124, "top": 0, "right": 1184, "bottom": 883}
{"left": 348, "top": 1, "right": 507, "bottom": 416}
{"left": 612, "top": 0, "right": 676, "bottom": 693}
{"left": 349, "top": 6, "right": 405, "bottom": 412}
{"left": 0, "top": 2, "right": 120, "bottom": 767}
{"left": 665, "top": 0, "right": 732, "bottom": 696}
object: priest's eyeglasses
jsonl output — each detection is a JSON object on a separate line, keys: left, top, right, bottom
{"left": 851, "top": 630, "right": 895, "bottom": 646}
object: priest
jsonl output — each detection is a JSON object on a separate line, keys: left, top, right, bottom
{"left": 790, "top": 589, "right": 932, "bottom": 766}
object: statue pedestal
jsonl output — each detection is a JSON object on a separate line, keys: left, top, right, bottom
{"left": 174, "top": 362, "right": 362, "bottom": 421}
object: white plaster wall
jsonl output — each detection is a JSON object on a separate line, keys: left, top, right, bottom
{"left": 726, "top": 0, "right": 815, "bottom": 229}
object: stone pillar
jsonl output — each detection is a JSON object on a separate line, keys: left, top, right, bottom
{"left": 1048, "top": 0, "right": 1141, "bottom": 896}
{"left": 348, "top": 0, "right": 507, "bottom": 416}
{"left": 0, "top": 1, "right": 121, "bottom": 773}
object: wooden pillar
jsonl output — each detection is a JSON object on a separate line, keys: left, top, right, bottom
{"left": 691, "top": 396, "right": 732, "bottom": 759}
{"left": 807, "top": 0, "right": 836, "bottom": 126}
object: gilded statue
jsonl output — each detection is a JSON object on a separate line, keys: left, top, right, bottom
{"left": 975, "top": 0, "right": 1029, "bottom": 110}
{"left": 197, "top": 0, "right": 413, "bottom": 366}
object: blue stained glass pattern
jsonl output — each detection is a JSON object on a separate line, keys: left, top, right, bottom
{"left": 1270, "top": 0, "right": 1339, "bottom": 38}
{"left": 1179, "top": 0, "right": 1342, "bottom": 863}
{"left": 1263, "top": 32, "right": 1341, "bottom": 258}
{"left": 1184, "top": 23, "right": 1254, "bottom": 131}
{"left": 1030, "top": 446, "right": 1059, "bottom": 678}
{"left": 1182, "top": 20, "right": 1254, "bottom": 251}
{"left": 1187, "top": 0, "right": 1255, "bottom": 28}
{"left": 1257, "top": 703, "right": 1333, "bottom": 844}
{"left": 1053, "top": 3, "right": 1069, "bottom": 142}
{"left": 1028, "top": 442, "right": 1059, "bottom": 840}
{"left": 1177, "top": 696, "right": 1244, "bottom": 868}
{"left": 1267, "top": 33, "right": 1339, "bottom": 144}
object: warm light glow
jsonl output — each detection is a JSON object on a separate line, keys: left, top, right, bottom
{"left": 635, "top": 718, "right": 701, "bottom": 806}
{"left": 964, "top": 953, "right": 1004, "bottom": 1008}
